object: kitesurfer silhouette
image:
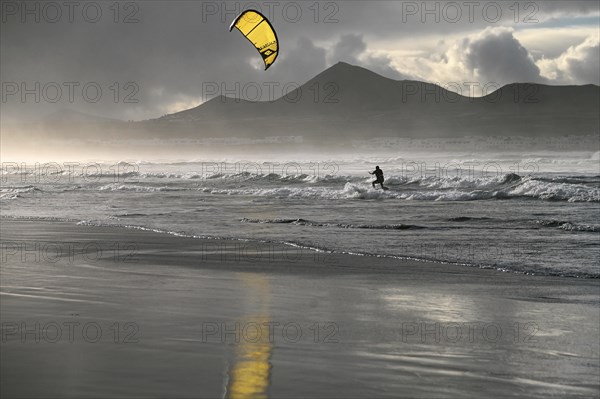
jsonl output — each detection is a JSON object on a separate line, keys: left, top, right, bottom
{"left": 369, "top": 166, "right": 385, "bottom": 189}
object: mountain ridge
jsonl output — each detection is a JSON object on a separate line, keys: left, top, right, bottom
{"left": 33, "top": 61, "right": 600, "bottom": 141}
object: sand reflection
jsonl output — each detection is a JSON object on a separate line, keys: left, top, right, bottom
{"left": 225, "top": 274, "right": 273, "bottom": 399}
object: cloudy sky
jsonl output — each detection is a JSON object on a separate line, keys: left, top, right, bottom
{"left": 1, "top": 0, "right": 598, "bottom": 122}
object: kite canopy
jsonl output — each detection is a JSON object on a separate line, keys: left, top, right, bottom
{"left": 229, "top": 10, "right": 279, "bottom": 70}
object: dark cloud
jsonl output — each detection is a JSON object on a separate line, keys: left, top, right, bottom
{"left": 273, "top": 37, "right": 328, "bottom": 85}
{"left": 330, "top": 33, "right": 367, "bottom": 63}
{"left": 465, "top": 28, "right": 545, "bottom": 85}
{"left": 329, "top": 34, "right": 410, "bottom": 80}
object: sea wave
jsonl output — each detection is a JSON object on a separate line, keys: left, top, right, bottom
{"left": 98, "top": 184, "right": 191, "bottom": 192}
{"left": 3, "top": 171, "right": 598, "bottom": 202}
{"left": 196, "top": 174, "right": 599, "bottom": 202}
{"left": 239, "top": 218, "right": 425, "bottom": 230}
{"left": 0, "top": 185, "right": 43, "bottom": 200}
{"left": 536, "top": 220, "right": 600, "bottom": 232}
{"left": 446, "top": 216, "right": 492, "bottom": 222}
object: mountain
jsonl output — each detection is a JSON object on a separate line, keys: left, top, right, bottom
{"left": 21, "top": 62, "right": 600, "bottom": 145}
{"left": 145, "top": 62, "right": 599, "bottom": 140}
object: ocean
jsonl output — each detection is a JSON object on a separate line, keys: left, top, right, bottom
{"left": 2, "top": 152, "right": 599, "bottom": 278}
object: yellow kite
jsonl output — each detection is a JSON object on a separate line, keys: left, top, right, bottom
{"left": 230, "top": 10, "right": 279, "bottom": 70}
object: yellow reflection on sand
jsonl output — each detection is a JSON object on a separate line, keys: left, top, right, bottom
{"left": 226, "top": 274, "right": 272, "bottom": 399}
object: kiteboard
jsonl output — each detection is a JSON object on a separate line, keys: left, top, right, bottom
{"left": 382, "top": 186, "right": 389, "bottom": 191}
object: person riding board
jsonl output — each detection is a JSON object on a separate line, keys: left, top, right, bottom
{"left": 369, "top": 166, "right": 385, "bottom": 189}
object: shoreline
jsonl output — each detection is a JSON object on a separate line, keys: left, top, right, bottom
{"left": 2, "top": 216, "right": 597, "bottom": 279}
{"left": 1, "top": 219, "right": 599, "bottom": 398}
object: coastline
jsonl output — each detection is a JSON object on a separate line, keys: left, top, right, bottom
{"left": 1, "top": 219, "right": 599, "bottom": 398}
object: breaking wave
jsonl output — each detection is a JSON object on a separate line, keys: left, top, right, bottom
{"left": 0, "top": 185, "right": 43, "bottom": 200}
{"left": 197, "top": 173, "right": 598, "bottom": 202}
{"left": 3, "top": 171, "right": 598, "bottom": 202}
{"left": 536, "top": 220, "right": 600, "bottom": 232}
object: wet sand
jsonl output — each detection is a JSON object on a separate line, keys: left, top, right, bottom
{"left": 1, "top": 219, "right": 599, "bottom": 398}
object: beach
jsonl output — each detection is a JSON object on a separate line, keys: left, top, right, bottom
{"left": 1, "top": 219, "right": 598, "bottom": 398}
